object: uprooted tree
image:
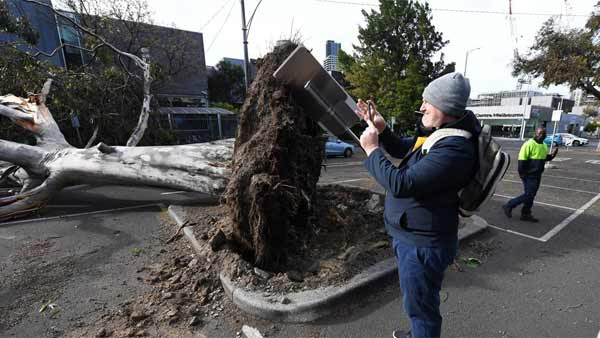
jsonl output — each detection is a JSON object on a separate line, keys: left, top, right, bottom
{"left": 0, "top": 43, "right": 323, "bottom": 272}
{"left": 1, "top": 0, "right": 327, "bottom": 272}
{"left": 0, "top": 86, "right": 233, "bottom": 219}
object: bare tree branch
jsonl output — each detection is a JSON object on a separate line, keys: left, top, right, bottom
{"left": 0, "top": 95, "right": 70, "bottom": 149}
{"left": 23, "top": 0, "right": 147, "bottom": 70}
{"left": 23, "top": 0, "right": 153, "bottom": 146}
{"left": 85, "top": 124, "right": 100, "bottom": 148}
{"left": 0, "top": 102, "right": 35, "bottom": 122}
{"left": 0, "top": 139, "right": 48, "bottom": 170}
{"left": 39, "top": 78, "right": 53, "bottom": 104}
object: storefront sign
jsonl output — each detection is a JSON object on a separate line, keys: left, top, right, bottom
{"left": 474, "top": 112, "right": 524, "bottom": 119}
{"left": 552, "top": 110, "right": 562, "bottom": 122}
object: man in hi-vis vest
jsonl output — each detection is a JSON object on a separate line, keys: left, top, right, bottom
{"left": 503, "top": 127, "right": 558, "bottom": 222}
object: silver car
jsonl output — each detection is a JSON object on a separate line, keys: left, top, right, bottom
{"left": 558, "top": 133, "right": 589, "bottom": 146}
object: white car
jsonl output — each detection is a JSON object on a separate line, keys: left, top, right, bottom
{"left": 558, "top": 133, "right": 589, "bottom": 146}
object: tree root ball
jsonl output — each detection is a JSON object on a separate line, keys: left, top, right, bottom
{"left": 223, "top": 42, "right": 325, "bottom": 271}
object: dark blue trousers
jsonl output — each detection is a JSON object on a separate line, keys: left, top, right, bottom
{"left": 506, "top": 176, "right": 541, "bottom": 215}
{"left": 393, "top": 238, "right": 457, "bottom": 338}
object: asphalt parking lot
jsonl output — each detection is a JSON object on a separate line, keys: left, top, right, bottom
{"left": 1, "top": 138, "right": 599, "bottom": 337}
{"left": 309, "top": 138, "right": 600, "bottom": 338}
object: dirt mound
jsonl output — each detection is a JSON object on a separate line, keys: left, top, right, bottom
{"left": 223, "top": 42, "right": 325, "bottom": 271}
{"left": 220, "top": 184, "right": 391, "bottom": 293}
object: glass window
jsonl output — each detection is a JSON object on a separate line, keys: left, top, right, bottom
{"left": 57, "top": 12, "right": 83, "bottom": 69}
{"left": 171, "top": 114, "right": 209, "bottom": 130}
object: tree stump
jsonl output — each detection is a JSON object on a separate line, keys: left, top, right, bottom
{"left": 224, "top": 43, "right": 325, "bottom": 271}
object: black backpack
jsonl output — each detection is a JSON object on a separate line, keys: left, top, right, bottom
{"left": 422, "top": 125, "right": 510, "bottom": 217}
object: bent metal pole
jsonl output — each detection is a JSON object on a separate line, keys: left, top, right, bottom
{"left": 240, "top": 0, "right": 250, "bottom": 90}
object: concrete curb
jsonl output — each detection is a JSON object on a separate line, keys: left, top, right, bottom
{"left": 167, "top": 205, "right": 489, "bottom": 323}
{"left": 167, "top": 205, "right": 204, "bottom": 255}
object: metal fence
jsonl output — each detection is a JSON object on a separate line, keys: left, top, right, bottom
{"left": 158, "top": 112, "right": 238, "bottom": 144}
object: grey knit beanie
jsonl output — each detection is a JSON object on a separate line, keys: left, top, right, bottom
{"left": 422, "top": 72, "right": 471, "bottom": 117}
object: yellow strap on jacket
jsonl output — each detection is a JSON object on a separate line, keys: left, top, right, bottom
{"left": 413, "top": 136, "right": 427, "bottom": 151}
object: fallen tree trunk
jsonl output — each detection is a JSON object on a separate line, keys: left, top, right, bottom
{"left": 0, "top": 92, "right": 233, "bottom": 221}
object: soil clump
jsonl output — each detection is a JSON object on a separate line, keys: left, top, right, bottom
{"left": 223, "top": 42, "right": 325, "bottom": 271}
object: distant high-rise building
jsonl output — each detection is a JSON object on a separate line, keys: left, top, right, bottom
{"left": 325, "top": 40, "right": 341, "bottom": 58}
{"left": 324, "top": 54, "right": 339, "bottom": 72}
{"left": 324, "top": 40, "right": 341, "bottom": 71}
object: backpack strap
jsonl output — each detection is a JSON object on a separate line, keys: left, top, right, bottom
{"left": 422, "top": 128, "right": 472, "bottom": 155}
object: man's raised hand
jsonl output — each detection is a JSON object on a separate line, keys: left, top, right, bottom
{"left": 356, "top": 99, "right": 386, "bottom": 134}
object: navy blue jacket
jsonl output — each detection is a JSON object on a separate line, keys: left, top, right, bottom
{"left": 365, "top": 111, "right": 480, "bottom": 247}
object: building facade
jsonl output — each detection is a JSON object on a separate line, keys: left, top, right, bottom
{"left": 1, "top": 0, "right": 65, "bottom": 67}
{"left": 323, "top": 40, "right": 341, "bottom": 71}
{"left": 2, "top": 0, "right": 209, "bottom": 107}
{"left": 1, "top": 0, "right": 240, "bottom": 143}
{"left": 467, "top": 90, "right": 580, "bottom": 138}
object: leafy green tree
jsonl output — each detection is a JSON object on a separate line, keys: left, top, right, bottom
{"left": 584, "top": 120, "right": 599, "bottom": 133}
{"left": 338, "top": 0, "right": 454, "bottom": 131}
{"left": 211, "top": 101, "right": 239, "bottom": 114}
{"left": 513, "top": 3, "right": 600, "bottom": 99}
{"left": 208, "top": 61, "right": 245, "bottom": 107}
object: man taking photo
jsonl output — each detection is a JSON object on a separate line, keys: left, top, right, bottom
{"left": 357, "top": 72, "right": 479, "bottom": 338}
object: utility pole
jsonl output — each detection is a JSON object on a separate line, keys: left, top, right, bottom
{"left": 240, "top": 0, "right": 250, "bottom": 91}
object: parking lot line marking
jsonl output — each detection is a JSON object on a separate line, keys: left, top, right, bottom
{"left": 493, "top": 194, "right": 577, "bottom": 211}
{"left": 324, "top": 178, "right": 369, "bottom": 184}
{"left": 486, "top": 223, "right": 544, "bottom": 242}
{"left": 161, "top": 191, "right": 186, "bottom": 195}
{"left": 505, "top": 172, "right": 600, "bottom": 185}
{"left": 0, "top": 203, "right": 162, "bottom": 226}
{"left": 503, "top": 179, "right": 598, "bottom": 195}
{"left": 551, "top": 157, "right": 572, "bottom": 162}
{"left": 542, "top": 174, "right": 600, "bottom": 184}
{"left": 539, "top": 193, "right": 600, "bottom": 242}
{"left": 323, "top": 161, "right": 364, "bottom": 168}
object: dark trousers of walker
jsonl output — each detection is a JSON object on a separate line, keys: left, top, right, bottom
{"left": 393, "top": 237, "right": 457, "bottom": 338}
{"left": 506, "top": 176, "right": 541, "bottom": 215}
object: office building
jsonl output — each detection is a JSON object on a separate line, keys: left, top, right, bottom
{"left": 323, "top": 40, "right": 341, "bottom": 71}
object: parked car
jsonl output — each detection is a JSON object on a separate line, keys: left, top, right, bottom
{"left": 325, "top": 137, "right": 355, "bottom": 158}
{"left": 544, "top": 134, "right": 563, "bottom": 146}
{"left": 557, "top": 133, "right": 589, "bottom": 146}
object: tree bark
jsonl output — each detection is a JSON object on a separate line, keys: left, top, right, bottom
{"left": 0, "top": 93, "right": 233, "bottom": 221}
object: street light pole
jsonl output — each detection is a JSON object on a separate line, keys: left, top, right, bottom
{"left": 464, "top": 47, "right": 481, "bottom": 77}
{"left": 240, "top": 0, "right": 250, "bottom": 91}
